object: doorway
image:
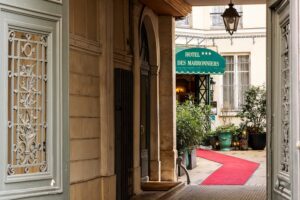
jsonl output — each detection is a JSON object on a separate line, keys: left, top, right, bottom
{"left": 115, "top": 69, "right": 134, "bottom": 200}
{"left": 140, "top": 23, "right": 151, "bottom": 182}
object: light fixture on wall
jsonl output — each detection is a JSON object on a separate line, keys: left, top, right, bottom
{"left": 176, "top": 86, "right": 186, "bottom": 94}
{"left": 221, "top": 0, "right": 241, "bottom": 35}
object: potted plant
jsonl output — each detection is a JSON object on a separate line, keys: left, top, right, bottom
{"left": 176, "top": 99, "right": 211, "bottom": 171}
{"left": 231, "top": 127, "right": 241, "bottom": 150}
{"left": 202, "top": 130, "right": 220, "bottom": 150}
{"left": 237, "top": 86, "right": 267, "bottom": 150}
{"left": 238, "top": 124, "right": 249, "bottom": 150}
{"left": 215, "top": 123, "right": 238, "bottom": 151}
{"left": 209, "top": 131, "right": 220, "bottom": 150}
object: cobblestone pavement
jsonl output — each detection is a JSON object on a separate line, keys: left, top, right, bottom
{"left": 166, "top": 185, "right": 266, "bottom": 200}
{"left": 178, "top": 149, "right": 266, "bottom": 186}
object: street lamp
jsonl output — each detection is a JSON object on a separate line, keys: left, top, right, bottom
{"left": 221, "top": 0, "right": 241, "bottom": 35}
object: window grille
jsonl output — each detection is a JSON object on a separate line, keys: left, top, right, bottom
{"left": 7, "top": 30, "right": 48, "bottom": 176}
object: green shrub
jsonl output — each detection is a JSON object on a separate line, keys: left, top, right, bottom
{"left": 215, "top": 123, "right": 239, "bottom": 136}
{"left": 237, "top": 86, "right": 266, "bottom": 134}
{"left": 176, "top": 100, "right": 211, "bottom": 154}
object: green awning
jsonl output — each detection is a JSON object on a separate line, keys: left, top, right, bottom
{"left": 176, "top": 47, "right": 226, "bottom": 75}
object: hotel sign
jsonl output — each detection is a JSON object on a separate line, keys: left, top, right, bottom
{"left": 176, "top": 48, "right": 226, "bottom": 74}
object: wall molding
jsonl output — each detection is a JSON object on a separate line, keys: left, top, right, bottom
{"left": 164, "top": 0, "right": 192, "bottom": 16}
{"left": 113, "top": 49, "right": 133, "bottom": 70}
{"left": 45, "top": 0, "right": 63, "bottom": 5}
{"left": 70, "top": 34, "right": 102, "bottom": 55}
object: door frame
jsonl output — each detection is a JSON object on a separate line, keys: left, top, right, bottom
{"left": 289, "top": 0, "right": 300, "bottom": 198}
{"left": 267, "top": 0, "right": 300, "bottom": 199}
{"left": 140, "top": 22, "right": 151, "bottom": 181}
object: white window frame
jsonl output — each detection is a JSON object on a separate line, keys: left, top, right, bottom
{"left": 176, "top": 13, "right": 192, "bottom": 28}
{"left": 210, "top": 6, "right": 243, "bottom": 29}
{"left": 0, "top": 4, "right": 67, "bottom": 199}
{"left": 220, "top": 53, "right": 251, "bottom": 114}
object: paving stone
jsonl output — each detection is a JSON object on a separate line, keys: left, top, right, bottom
{"left": 167, "top": 186, "right": 266, "bottom": 200}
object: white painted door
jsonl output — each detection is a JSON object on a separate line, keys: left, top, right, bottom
{"left": 268, "top": 0, "right": 300, "bottom": 199}
{"left": 0, "top": 0, "right": 68, "bottom": 199}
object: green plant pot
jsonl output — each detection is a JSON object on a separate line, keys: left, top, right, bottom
{"left": 218, "top": 132, "right": 232, "bottom": 151}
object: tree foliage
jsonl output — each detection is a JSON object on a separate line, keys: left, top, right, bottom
{"left": 176, "top": 100, "right": 211, "bottom": 154}
{"left": 237, "top": 86, "right": 266, "bottom": 133}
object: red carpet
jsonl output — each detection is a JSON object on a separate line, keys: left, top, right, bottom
{"left": 197, "top": 149, "right": 260, "bottom": 185}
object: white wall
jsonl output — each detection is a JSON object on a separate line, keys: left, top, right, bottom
{"left": 243, "top": 5, "right": 266, "bottom": 29}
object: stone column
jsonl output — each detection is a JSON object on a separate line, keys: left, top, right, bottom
{"left": 158, "top": 16, "right": 177, "bottom": 182}
{"left": 132, "top": 0, "right": 143, "bottom": 194}
{"left": 99, "top": 0, "right": 116, "bottom": 199}
{"left": 150, "top": 65, "right": 161, "bottom": 181}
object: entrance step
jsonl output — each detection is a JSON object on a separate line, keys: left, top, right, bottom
{"left": 132, "top": 182, "right": 185, "bottom": 200}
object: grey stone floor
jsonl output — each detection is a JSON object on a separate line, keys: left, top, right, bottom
{"left": 166, "top": 185, "right": 266, "bottom": 200}
{"left": 178, "top": 149, "right": 267, "bottom": 186}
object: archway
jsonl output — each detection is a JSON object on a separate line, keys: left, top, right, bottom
{"left": 139, "top": 13, "right": 161, "bottom": 183}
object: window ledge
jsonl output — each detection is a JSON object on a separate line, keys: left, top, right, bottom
{"left": 219, "top": 110, "right": 240, "bottom": 117}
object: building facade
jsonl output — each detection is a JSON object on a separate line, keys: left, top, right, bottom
{"left": 175, "top": 4, "right": 266, "bottom": 128}
{"left": 0, "top": 0, "right": 298, "bottom": 200}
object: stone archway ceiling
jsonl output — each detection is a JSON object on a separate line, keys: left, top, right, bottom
{"left": 140, "top": 0, "right": 192, "bottom": 17}
{"left": 184, "top": 0, "right": 266, "bottom": 6}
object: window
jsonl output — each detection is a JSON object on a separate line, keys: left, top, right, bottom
{"left": 7, "top": 30, "right": 48, "bottom": 176}
{"left": 223, "top": 56, "right": 235, "bottom": 110}
{"left": 210, "top": 6, "right": 243, "bottom": 29}
{"left": 222, "top": 55, "right": 250, "bottom": 111}
{"left": 176, "top": 14, "right": 192, "bottom": 28}
{"left": 211, "top": 6, "right": 226, "bottom": 27}
{"left": 0, "top": 5, "right": 66, "bottom": 199}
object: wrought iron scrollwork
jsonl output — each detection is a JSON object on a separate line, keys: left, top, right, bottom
{"left": 7, "top": 30, "right": 48, "bottom": 176}
{"left": 275, "top": 20, "right": 291, "bottom": 198}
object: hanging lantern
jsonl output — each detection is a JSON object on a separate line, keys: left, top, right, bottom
{"left": 221, "top": 0, "right": 241, "bottom": 35}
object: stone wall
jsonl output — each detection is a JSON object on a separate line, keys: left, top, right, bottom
{"left": 68, "top": 0, "right": 177, "bottom": 198}
{"left": 69, "top": 0, "right": 115, "bottom": 199}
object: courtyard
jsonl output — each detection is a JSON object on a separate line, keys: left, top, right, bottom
{"left": 178, "top": 149, "right": 266, "bottom": 186}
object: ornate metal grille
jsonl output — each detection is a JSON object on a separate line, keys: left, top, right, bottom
{"left": 275, "top": 20, "right": 291, "bottom": 197}
{"left": 7, "top": 29, "right": 48, "bottom": 176}
{"left": 280, "top": 22, "right": 290, "bottom": 175}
